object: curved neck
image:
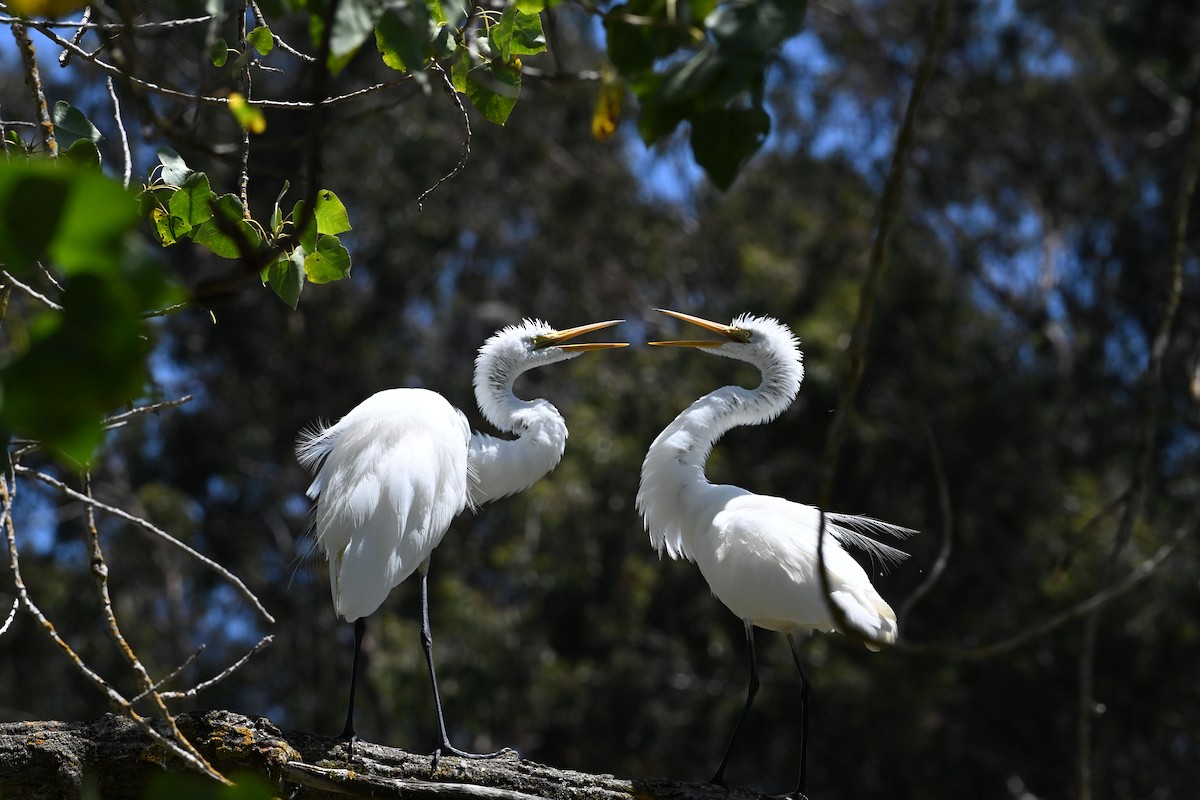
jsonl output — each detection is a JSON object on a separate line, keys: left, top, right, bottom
{"left": 657, "top": 344, "right": 802, "bottom": 472}
{"left": 468, "top": 356, "right": 569, "bottom": 506}
{"left": 637, "top": 345, "right": 802, "bottom": 558}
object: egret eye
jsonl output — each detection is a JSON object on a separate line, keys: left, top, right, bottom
{"left": 530, "top": 333, "right": 556, "bottom": 349}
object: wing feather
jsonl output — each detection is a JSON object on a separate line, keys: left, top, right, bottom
{"left": 296, "top": 388, "right": 472, "bottom": 621}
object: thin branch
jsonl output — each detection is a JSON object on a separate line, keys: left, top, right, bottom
{"left": 81, "top": 472, "right": 226, "bottom": 781}
{"left": 105, "top": 76, "right": 132, "bottom": 187}
{"left": 0, "top": 269, "right": 63, "bottom": 310}
{"left": 0, "top": 14, "right": 215, "bottom": 30}
{"left": 55, "top": 5, "right": 90, "bottom": 67}
{"left": 903, "top": 526, "right": 1188, "bottom": 661}
{"left": 159, "top": 634, "right": 275, "bottom": 700}
{"left": 897, "top": 416, "right": 953, "bottom": 628}
{"left": 250, "top": 0, "right": 315, "bottom": 62}
{"left": 14, "top": 466, "right": 275, "bottom": 624}
{"left": 417, "top": 61, "right": 472, "bottom": 211}
{"left": 128, "top": 645, "right": 206, "bottom": 704}
{"left": 816, "top": 0, "right": 951, "bottom": 645}
{"left": 22, "top": 20, "right": 413, "bottom": 110}
{"left": 0, "top": 596, "right": 17, "bottom": 636}
{"left": 10, "top": 20, "right": 57, "bottom": 155}
{"left": 103, "top": 395, "right": 194, "bottom": 430}
{"left": 1074, "top": 72, "right": 1200, "bottom": 800}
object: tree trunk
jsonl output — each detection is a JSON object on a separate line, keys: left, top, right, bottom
{"left": 0, "top": 710, "right": 773, "bottom": 800}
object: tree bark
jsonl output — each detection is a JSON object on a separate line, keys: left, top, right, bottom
{"left": 0, "top": 710, "right": 774, "bottom": 800}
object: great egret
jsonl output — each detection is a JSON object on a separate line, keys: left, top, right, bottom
{"left": 637, "top": 309, "right": 913, "bottom": 798}
{"left": 298, "top": 318, "right": 627, "bottom": 756}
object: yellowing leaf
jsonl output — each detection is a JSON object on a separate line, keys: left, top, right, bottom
{"left": 227, "top": 92, "right": 267, "bottom": 134}
{"left": 7, "top": 0, "right": 89, "bottom": 18}
{"left": 592, "top": 79, "right": 624, "bottom": 142}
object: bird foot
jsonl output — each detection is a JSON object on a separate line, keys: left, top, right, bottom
{"left": 338, "top": 732, "right": 361, "bottom": 760}
{"left": 708, "top": 775, "right": 729, "bottom": 789}
{"left": 776, "top": 790, "right": 809, "bottom": 800}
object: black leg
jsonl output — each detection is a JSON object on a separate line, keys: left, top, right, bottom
{"left": 341, "top": 617, "right": 366, "bottom": 749}
{"left": 711, "top": 620, "right": 760, "bottom": 787}
{"left": 786, "top": 633, "right": 812, "bottom": 800}
{"left": 420, "top": 569, "right": 510, "bottom": 759}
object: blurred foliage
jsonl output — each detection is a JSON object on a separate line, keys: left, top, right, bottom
{"left": 1, "top": 1, "right": 1199, "bottom": 800}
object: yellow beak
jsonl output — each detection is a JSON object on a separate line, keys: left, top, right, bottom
{"left": 649, "top": 308, "right": 750, "bottom": 347}
{"left": 534, "top": 319, "right": 629, "bottom": 351}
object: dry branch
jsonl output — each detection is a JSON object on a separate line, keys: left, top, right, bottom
{"left": 0, "top": 710, "right": 779, "bottom": 800}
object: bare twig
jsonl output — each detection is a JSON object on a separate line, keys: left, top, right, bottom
{"left": 10, "top": 20, "right": 57, "bottom": 155}
{"left": 0, "top": 14, "right": 215, "bottom": 30}
{"left": 55, "top": 6, "right": 90, "bottom": 67}
{"left": 105, "top": 76, "right": 132, "bottom": 187}
{"left": 159, "top": 634, "right": 275, "bottom": 699}
{"left": 250, "top": 0, "right": 315, "bottom": 62}
{"left": 1074, "top": 73, "right": 1200, "bottom": 800}
{"left": 3, "top": 469, "right": 228, "bottom": 781}
{"left": 815, "top": 0, "right": 951, "bottom": 646}
{"left": 897, "top": 416, "right": 953, "bottom": 628}
{"left": 0, "top": 596, "right": 17, "bottom": 636}
{"left": 23, "top": 20, "right": 413, "bottom": 110}
{"left": 0, "top": 269, "right": 63, "bottom": 310}
{"left": 907, "top": 526, "right": 1187, "bottom": 661}
{"left": 14, "top": 466, "right": 275, "bottom": 624}
{"left": 418, "top": 61, "right": 472, "bottom": 211}
{"left": 81, "top": 472, "right": 226, "bottom": 781}
{"left": 103, "top": 395, "right": 194, "bottom": 430}
{"left": 128, "top": 645, "right": 207, "bottom": 704}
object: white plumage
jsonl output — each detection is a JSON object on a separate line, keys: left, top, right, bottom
{"left": 298, "top": 318, "right": 625, "bottom": 752}
{"left": 637, "top": 309, "right": 914, "bottom": 798}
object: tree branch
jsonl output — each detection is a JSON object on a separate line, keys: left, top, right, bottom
{"left": 0, "top": 710, "right": 783, "bottom": 800}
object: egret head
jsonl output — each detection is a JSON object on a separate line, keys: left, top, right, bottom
{"left": 650, "top": 309, "right": 802, "bottom": 370}
{"left": 473, "top": 319, "right": 627, "bottom": 424}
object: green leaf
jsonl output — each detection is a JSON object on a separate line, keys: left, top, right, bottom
{"left": 324, "top": 0, "right": 387, "bottom": 71}
{"left": 707, "top": 0, "right": 807, "bottom": 54}
{"left": 168, "top": 173, "right": 216, "bottom": 228}
{"left": 51, "top": 101, "right": 103, "bottom": 149}
{"left": 450, "top": 46, "right": 471, "bottom": 92}
{"left": 210, "top": 37, "right": 230, "bottom": 67}
{"left": 248, "top": 25, "right": 275, "bottom": 56}
{"left": 514, "top": 0, "right": 547, "bottom": 12}
{"left": 604, "top": 1, "right": 694, "bottom": 75}
{"left": 151, "top": 207, "right": 185, "bottom": 246}
{"left": 375, "top": 7, "right": 425, "bottom": 73}
{"left": 291, "top": 200, "right": 318, "bottom": 253}
{"left": 157, "top": 146, "right": 192, "bottom": 186}
{"left": 466, "top": 62, "right": 522, "bottom": 125}
{"left": 493, "top": 2, "right": 518, "bottom": 62}
{"left": 689, "top": 106, "right": 770, "bottom": 190}
{"left": 509, "top": 9, "right": 546, "bottom": 56}
{"left": 271, "top": 180, "right": 290, "bottom": 234}
{"left": 60, "top": 138, "right": 101, "bottom": 169}
{"left": 314, "top": 189, "right": 352, "bottom": 235}
{"left": 657, "top": 44, "right": 723, "bottom": 105}
{"left": 0, "top": 274, "right": 146, "bottom": 465}
{"left": 192, "top": 194, "right": 262, "bottom": 258}
{"left": 0, "top": 163, "right": 141, "bottom": 277}
{"left": 264, "top": 252, "right": 304, "bottom": 309}
{"left": 303, "top": 233, "right": 352, "bottom": 284}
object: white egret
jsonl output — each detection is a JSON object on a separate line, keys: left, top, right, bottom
{"left": 637, "top": 309, "right": 913, "bottom": 798}
{"left": 298, "top": 318, "right": 627, "bottom": 756}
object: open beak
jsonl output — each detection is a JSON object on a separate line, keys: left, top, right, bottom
{"left": 649, "top": 308, "right": 750, "bottom": 347}
{"left": 534, "top": 319, "right": 629, "bottom": 351}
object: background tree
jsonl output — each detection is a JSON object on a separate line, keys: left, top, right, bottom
{"left": 2, "top": 1, "right": 1198, "bottom": 799}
